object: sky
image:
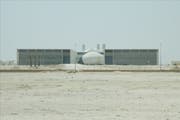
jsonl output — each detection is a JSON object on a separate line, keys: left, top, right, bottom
{"left": 0, "top": 0, "right": 180, "bottom": 64}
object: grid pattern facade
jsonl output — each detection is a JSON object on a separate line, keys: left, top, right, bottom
{"left": 105, "top": 49, "right": 158, "bottom": 65}
{"left": 17, "top": 49, "right": 76, "bottom": 65}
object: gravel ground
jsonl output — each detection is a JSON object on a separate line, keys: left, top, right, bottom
{"left": 0, "top": 72, "right": 180, "bottom": 120}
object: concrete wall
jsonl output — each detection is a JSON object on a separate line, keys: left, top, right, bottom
{"left": 105, "top": 49, "right": 158, "bottom": 65}
{"left": 70, "top": 50, "right": 77, "bottom": 64}
{"left": 17, "top": 49, "right": 76, "bottom": 65}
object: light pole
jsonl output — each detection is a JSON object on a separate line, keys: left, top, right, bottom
{"left": 74, "top": 43, "right": 77, "bottom": 72}
{"left": 160, "top": 42, "right": 162, "bottom": 70}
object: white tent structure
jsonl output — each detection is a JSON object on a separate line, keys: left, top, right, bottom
{"left": 82, "top": 50, "right": 105, "bottom": 65}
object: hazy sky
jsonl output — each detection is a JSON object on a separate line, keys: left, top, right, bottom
{"left": 0, "top": 0, "right": 180, "bottom": 64}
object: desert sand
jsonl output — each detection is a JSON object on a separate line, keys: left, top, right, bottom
{"left": 0, "top": 72, "right": 180, "bottom": 120}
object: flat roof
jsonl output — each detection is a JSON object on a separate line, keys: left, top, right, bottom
{"left": 17, "top": 49, "right": 72, "bottom": 51}
{"left": 105, "top": 49, "right": 158, "bottom": 51}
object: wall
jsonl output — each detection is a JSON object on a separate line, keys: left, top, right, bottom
{"left": 105, "top": 49, "right": 158, "bottom": 65}
{"left": 17, "top": 49, "right": 73, "bottom": 65}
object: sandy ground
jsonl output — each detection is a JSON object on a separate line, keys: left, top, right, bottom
{"left": 0, "top": 72, "right": 180, "bottom": 120}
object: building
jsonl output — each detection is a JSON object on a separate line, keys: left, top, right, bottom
{"left": 105, "top": 49, "right": 158, "bottom": 65}
{"left": 17, "top": 48, "right": 159, "bottom": 65}
{"left": 17, "top": 49, "right": 76, "bottom": 65}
